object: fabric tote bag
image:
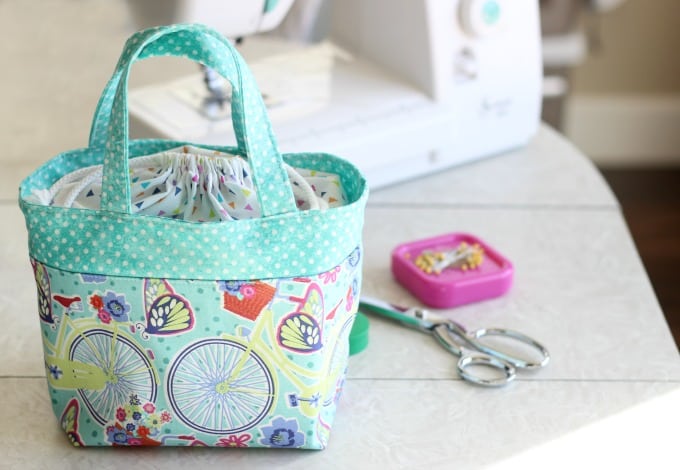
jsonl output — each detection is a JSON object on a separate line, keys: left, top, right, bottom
{"left": 18, "top": 24, "right": 367, "bottom": 449}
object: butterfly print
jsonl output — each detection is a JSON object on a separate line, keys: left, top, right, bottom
{"left": 141, "top": 279, "right": 195, "bottom": 336}
{"left": 60, "top": 398, "right": 85, "bottom": 447}
{"left": 30, "top": 259, "right": 54, "bottom": 324}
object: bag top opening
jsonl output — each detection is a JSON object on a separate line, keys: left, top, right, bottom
{"left": 27, "top": 145, "right": 348, "bottom": 222}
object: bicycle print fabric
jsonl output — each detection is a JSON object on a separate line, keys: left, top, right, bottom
{"left": 35, "top": 246, "right": 361, "bottom": 448}
{"left": 19, "top": 24, "right": 368, "bottom": 449}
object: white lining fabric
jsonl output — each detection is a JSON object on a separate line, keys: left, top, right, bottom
{"left": 30, "top": 145, "right": 347, "bottom": 221}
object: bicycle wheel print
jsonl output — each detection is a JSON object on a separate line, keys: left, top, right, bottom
{"left": 167, "top": 338, "right": 275, "bottom": 434}
{"left": 69, "top": 329, "right": 157, "bottom": 425}
{"left": 322, "top": 316, "right": 354, "bottom": 407}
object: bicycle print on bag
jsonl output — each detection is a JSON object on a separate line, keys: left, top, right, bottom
{"left": 36, "top": 246, "right": 361, "bottom": 448}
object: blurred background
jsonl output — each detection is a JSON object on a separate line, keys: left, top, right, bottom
{"left": 542, "top": 0, "right": 680, "bottom": 166}
{"left": 1, "top": 0, "right": 678, "bottom": 343}
{"left": 539, "top": 0, "right": 680, "bottom": 348}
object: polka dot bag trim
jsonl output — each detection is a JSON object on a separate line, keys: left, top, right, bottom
{"left": 17, "top": 24, "right": 368, "bottom": 449}
{"left": 19, "top": 24, "right": 368, "bottom": 281}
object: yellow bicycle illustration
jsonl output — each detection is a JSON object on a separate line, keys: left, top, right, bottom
{"left": 43, "top": 313, "right": 159, "bottom": 426}
{"left": 166, "top": 281, "right": 354, "bottom": 435}
{"left": 37, "top": 264, "right": 356, "bottom": 440}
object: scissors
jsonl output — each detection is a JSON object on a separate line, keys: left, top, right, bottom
{"left": 359, "top": 297, "right": 550, "bottom": 387}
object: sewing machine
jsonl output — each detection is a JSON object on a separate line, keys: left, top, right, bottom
{"left": 127, "top": 0, "right": 543, "bottom": 188}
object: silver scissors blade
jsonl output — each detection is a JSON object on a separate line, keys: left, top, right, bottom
{"left": 358, "top": 296, "right": 450, "bottom": 331}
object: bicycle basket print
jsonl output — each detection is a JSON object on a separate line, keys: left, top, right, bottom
{"left": 19, "top": 24, "right": 367, "bottom": 449}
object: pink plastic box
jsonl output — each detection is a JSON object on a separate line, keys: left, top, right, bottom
{"left": 391, "top": 233, "right": 513, "bottom": 308}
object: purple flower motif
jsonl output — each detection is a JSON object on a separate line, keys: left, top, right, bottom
{"left": 217, "top": 280, "right": 245, "bottom": 294}
{"left": 102, "top": 291, "right": 130, "bottom": 322}
{"left": 132, "top": 411, "right": 142, "bottom": 421}
{"left": 126, "top": 423, "right": 136, "bottom": 432}
{"left": 106, "top": 426, "right": 128, "bottom": 445}
{"left": 259, "top": 416, "right": 305, "bottom": 448}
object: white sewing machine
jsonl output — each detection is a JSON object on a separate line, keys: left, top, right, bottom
{"left": 127, "top": 0, "right": 543, "bottom": 188}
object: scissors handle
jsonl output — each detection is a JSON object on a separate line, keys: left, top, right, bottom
{"left": 433, "top": 324, "right": 516, "bottom": 387}
{"left": 433, "top": 323, "right": 549, "bottom": 386}
{"left": 457, "top": 354, "right": 516, "bottom": 387}
{"left": 467, "top": 327, "right": 551, "bottom": 370}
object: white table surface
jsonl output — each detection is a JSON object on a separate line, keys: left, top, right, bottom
{"left": 2, "top": 125, "right": 679, "bottom": 469}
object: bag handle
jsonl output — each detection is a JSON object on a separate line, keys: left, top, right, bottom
{"left": 89, "top": 24, "right": 296, "bottom": 217}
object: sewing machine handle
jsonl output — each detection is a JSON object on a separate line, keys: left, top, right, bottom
{"left": 88, "top": 24, "right": 296, "bottom": 218}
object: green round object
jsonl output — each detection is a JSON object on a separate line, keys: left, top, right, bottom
{"left": 349, "top": 312, "right": 370, "bottom": 355}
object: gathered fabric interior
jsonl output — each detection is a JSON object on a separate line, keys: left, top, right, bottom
{"left": 29, "top": 145, "right": 348, "bottom": 221}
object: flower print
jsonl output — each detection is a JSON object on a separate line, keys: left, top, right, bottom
{"left": 319, "top": 266, "right": 341, "bottom": 284}
{"left": 126, "top": 423, "right": 136, "bottom": 433}
{"left": 89, "top": 295, "right": 104, "bottom": 311}
{"left": 216, "top": 434, "right": 251, "bottom": 448}
{"left": 129, "top": 394, "right": 141, "bottom": 406}
{"left": 106, "top": 424, "right": 128, "bottom": 445}
{"left": 137, "top": 426, "right": 151, "bottom": 439}
{"left": 217, "top": 280, "right": 244, "bottom": 294}
{"left": 116, "top": 407, "right": 126, "bottom": 422}
{"left": 127, "top": 437, "right": 143, "bottom": 446}
{"left": 259, "top": 416, "right": 305, "bottom": 448}
{"left": 146, "top": 413, "right": 162, "bottom": 430}
{"left": 123, "top": 404, "right": 135, "bottom": 416}
{"left": 132, "top": 411, "right": 142, "bottom": 421}
{"left": 102, "top": 291, "right": 130, "bottom": 322}
{"left": 47, "top": 364, "right": 63, "bottom": 380}
{"left": 239, "top": 284, "right": 255, "bottom": 298}
{"left": 97, "top": 309, "right": 112, "bottom": 324}
{"left": 160, "top": 411, "right": 172, "bottom": 423}
{"left": 143, "top": 403, "right": 156, "bottom": 414}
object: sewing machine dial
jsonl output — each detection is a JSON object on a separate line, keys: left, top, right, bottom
{"left": 459, "top": 0, "right": 506, "bottom": 37}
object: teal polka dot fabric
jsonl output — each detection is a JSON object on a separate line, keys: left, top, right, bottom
{"left": 96, "top": 25, "right": 295, "bottom": 217}
{"left": 18, "top": 24, "right": 368, "bottom": 281}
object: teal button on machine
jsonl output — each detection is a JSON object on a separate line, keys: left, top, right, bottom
{"left": 482, "top": 0, "right": 501, "bottom": 25}
{"left": 263, "top": 0, "right": 280, "bottom": 13}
